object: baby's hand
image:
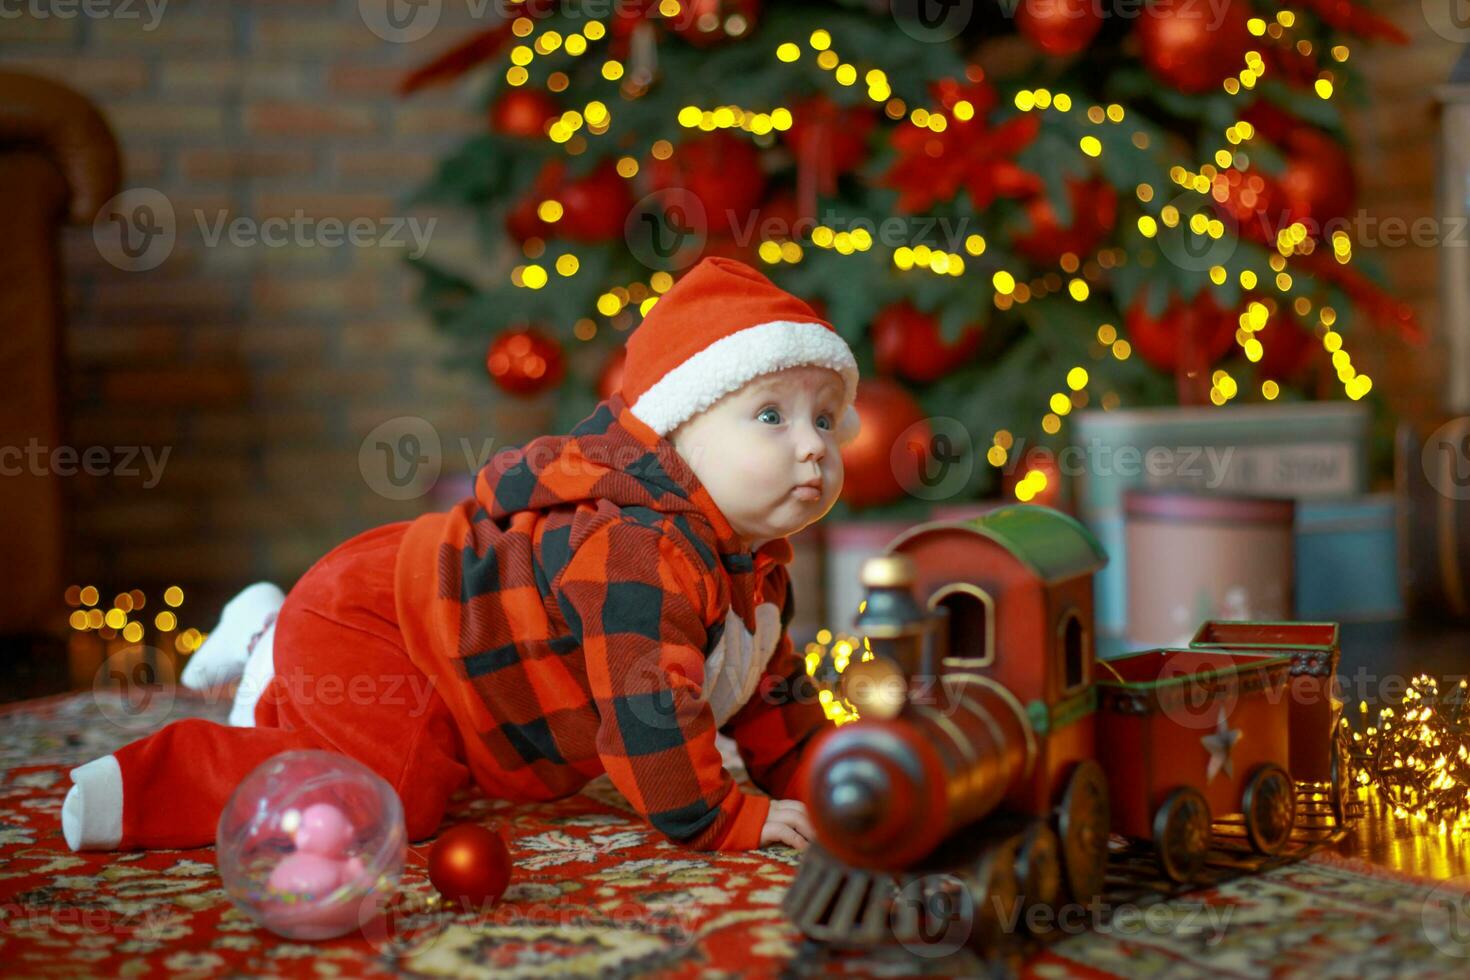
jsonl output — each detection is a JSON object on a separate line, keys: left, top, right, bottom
{"left": 760, "top": 799, "right": 814, "bottom": 851}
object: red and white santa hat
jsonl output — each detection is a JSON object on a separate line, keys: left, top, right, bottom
{"left": 622, "top": 256, "right": 861, "bottom": 444}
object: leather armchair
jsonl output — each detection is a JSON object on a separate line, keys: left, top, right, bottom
{"left": 0, "top": 70, "right": 120, "bottom": 637}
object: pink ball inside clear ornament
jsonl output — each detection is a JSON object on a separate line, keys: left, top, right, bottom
{"left": 217, "top": 750, "right": 405, "bottom": 941}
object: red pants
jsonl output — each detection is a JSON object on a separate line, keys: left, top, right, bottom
{"left": 112, "top": 521, "right": 471, "bottom": 849}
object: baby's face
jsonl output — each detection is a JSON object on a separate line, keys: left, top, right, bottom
{"left": 670, "top": 366, "right": 845, "bottom": 548}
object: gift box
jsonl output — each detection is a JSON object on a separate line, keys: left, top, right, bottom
{"left": 1294, "top": 494, "right": 1403, "bottom": 622}
{"left": 1071, "top": 402, "right": 1371, "bottom": 640}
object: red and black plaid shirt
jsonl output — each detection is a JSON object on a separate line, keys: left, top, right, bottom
{"left": 396, "top": 394, "right": 831, "bottom": 851}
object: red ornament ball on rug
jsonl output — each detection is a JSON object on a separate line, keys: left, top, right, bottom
{"left": 428, "top": 824, "right": 511, "bottom": 909}
{"left": 486, "top": 327, "right": 565, "bottom": 397}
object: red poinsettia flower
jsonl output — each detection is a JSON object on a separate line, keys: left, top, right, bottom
{"left": 882, "top": 77, "right": 1042, "bottom": 214}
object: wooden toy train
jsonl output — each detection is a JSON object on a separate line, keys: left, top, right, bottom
{"left": 784, "top": 504, "right": 1358, "bottom": 956}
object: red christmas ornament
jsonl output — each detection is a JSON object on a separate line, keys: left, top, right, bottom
{"left": 647, "top": 133, "right": 766, "bottom": 238}
{"left": 1248, "top": 300, "right": 1318, "bottom": 381}
{"left": 1136, "top": 0, "right": 1252, "bottom": 93}
{"left": 597, "top": 347, "right": 626, "bottom": 401}
{"left": 667, "top": 0, "right": 761, "bottom": 46}
{"left": 1125, "top": 287, "right": 1238, "bottom": 381}
{"left": 486, "top": 327, "right": 565, "bottom": 397}
{"left": 1016, "top": 0, "right": 1103, "bottom": 56}
{"left": 1276, "top": 129, "right": 1356, "bottom": 233}
{"left": 506, "top": 161, "right": 633, "bottom": 244}
{"left": 872, "top": 302, "right": 983, "bottom": 383}
{"left": 839, "top": 379, "right": 932, "bottom": 510}
{"left": 489, "top": 89, "right": 558, "bottom": 137}
{"left": 557, "top": 162, "right": 634, "bottom": 242}
{"left": 427, "top": 824, "right": 511, "bottom": 909}
{"left": 1012, "top": 177, "right": 1118, "bottom": 267}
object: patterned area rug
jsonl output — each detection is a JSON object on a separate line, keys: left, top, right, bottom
{"left": 2, "top": 688, "right": 1468, "bottom": 978}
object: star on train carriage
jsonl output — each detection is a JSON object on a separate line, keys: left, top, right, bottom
{"left": 783, "top": 503, "right": 1357, "bottom": 956}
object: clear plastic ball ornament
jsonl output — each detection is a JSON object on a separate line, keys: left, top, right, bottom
{"left": 217, "top": 749, "right": 406, "bottom": 940}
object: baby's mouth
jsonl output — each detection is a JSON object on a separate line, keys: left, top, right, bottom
{"left": 791, "top": 482, "right": 823, "bottom": 502}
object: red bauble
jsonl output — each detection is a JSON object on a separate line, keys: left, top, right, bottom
{"left": 597, "top": 347, "right": 626, "bottom": 401}
{"left": 506, "top": 161, "right": 632, "bottom": 244}
{"left": 1248, "top": 301, "right": 1318, "bottom": 381}
{"left": 1016, "top": 0, "right": 1103, "bottom": 55}
{"left": 1137, "top": 0, "right": 1252, "bottom": 93}
{"left": 557, "top": 162, "right": 634, "bottom": 242}
{"left": 667, "top": 0, "right": 761, "bottom": 46}
{"left": 839, "top": 379, "right": 931, "bottom": 510}
{"left": 427, "top": 824, "right": 511, "bottom": 909}
{"left": 1276, "top": 129, "right": 1356, "bottom": 232}
{"left": 871, "top": 302, "right": 983, "bottom": 383}
{"left": 486, "top": 327, "right": 565, "bottom": 397}
{"left": 489, "top": 90, "right": 558, "bottom": 138}
{"left": 1125, "top": 288, "right": 1238, "bottom": 375}
{"left": 1012, "top": 178, "right": 1118, "bottom": 267}
{"left": 647, "top": 133, "right": 765, "bottom": 238}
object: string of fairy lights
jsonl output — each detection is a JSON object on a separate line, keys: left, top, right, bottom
{"left": 65, "top": 584, "right": 205, "bottom": 658}
{"left": 497, "top": 4, "right": 1378, "bottom": 501}
{"left": 1348, "top": 676, "right": 1470, "bottom": 837}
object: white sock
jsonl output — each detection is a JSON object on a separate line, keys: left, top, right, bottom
{"left": 62, "top": 755, "right": 123, "bottom": 851}
{"left": 228, "top": 617, "right": 277, "bottom": 728}
{"left": 180, "top": 582, "right": 285, "bottom": 691}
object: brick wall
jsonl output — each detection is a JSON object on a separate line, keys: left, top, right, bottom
{"left": 0, "top": 0, "right": 1459, "bottom": 628}
{"left": 1336, "top": 4, "right": 1461, "bottom": 428}
{"left": 2, "top": 0, "right": 558, "bottom": 623}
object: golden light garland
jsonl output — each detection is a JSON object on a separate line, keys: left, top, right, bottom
{"left": 802, "top": 629, "right": 868, "bottom": 726}
{"left": 1349, "top": 675, "right": 1470, "bottom": 836}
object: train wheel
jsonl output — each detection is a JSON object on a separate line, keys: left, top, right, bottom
{"left": 1243, "top": 763, "right": 1296, "bottom": 854}
{"left": 1016, "top": 823, "right": 1062, "bottom": 933}
{"left": 1152, "top": 787, "right": 1210, "bottom": 883}
{"left": 1330, "top": 724, "right": 1359, "bottom": 825}
{"left": 1056, "top": 759, "right": 1110, "bottom": 905}
{"left": 968, "top": 838, "right": 1021, "bottom": 956}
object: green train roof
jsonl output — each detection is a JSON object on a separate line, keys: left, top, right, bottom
{"left": 959, "top": 504, "right": 1109, "bottom": 584}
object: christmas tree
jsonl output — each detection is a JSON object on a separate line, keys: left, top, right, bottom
{"left": 399, "top": 0, "right": 1418, "bottom": 515}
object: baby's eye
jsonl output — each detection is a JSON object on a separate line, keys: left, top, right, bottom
{"left": 815, "top": 413, "right": 833, "bottom": 431}
{"left": 757, "top": 407, "right": 782, "bottom": 425}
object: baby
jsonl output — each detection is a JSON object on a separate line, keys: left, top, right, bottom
{"left": 62, "top": 256, "right": 860, "bottom": 855}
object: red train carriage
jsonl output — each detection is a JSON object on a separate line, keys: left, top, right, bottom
{"left": 1187, "top": 620, "right": 1354, "bottom": 821}
{"left": 1094, "top": 647, "right": 1297, "bottom": 881}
